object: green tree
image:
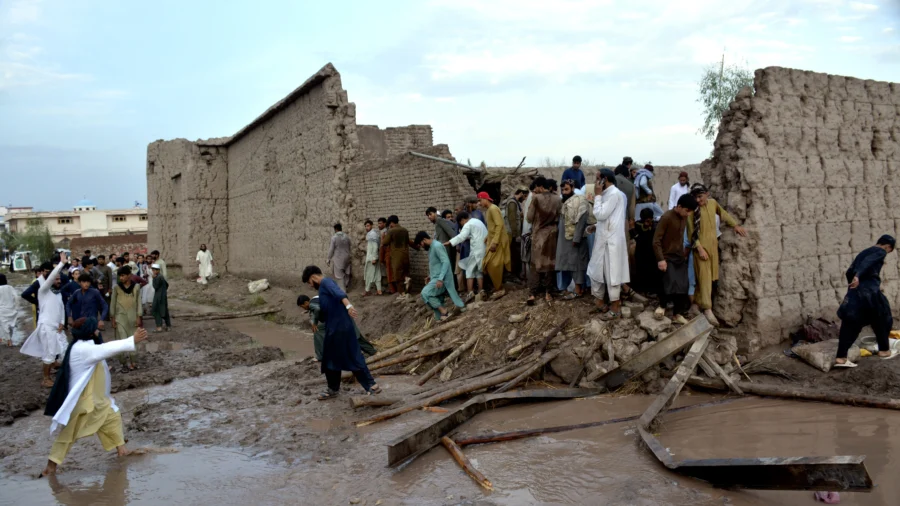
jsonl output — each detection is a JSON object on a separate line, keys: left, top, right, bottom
{"left": 18, "top": 219, "right": 56, "bottom": 263}
{"left": 698, "top": 57, "right": 754, "bottom": 141}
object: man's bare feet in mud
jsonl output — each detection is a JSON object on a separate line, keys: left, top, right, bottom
{"left": 117, "top": 445, "right": 131, "bottom": 457}
{"left": 41, "top": 460, "right": 57, "bottom": 476}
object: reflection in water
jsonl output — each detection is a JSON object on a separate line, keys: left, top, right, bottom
{"left": 47, "top": 464, "right": 129, "bottom": 506}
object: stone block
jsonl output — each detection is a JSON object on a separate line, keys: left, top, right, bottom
{"left": 827, "top": 74, "right": 848, "bottom": 99}
{"left": 736, "top": 157, "right": 774, "bottom": 190}
{"left": 798, "top": 187, "right": 826, "bottom": 224}
{"left": 800, "top": 290, "right": 820, "bottom": 317}
{"left": 755, "top": 297, "right": 782, "bottom": 331}
{"left": 816, "top": 222, "right": 851, "bottom": 256}
{"left": 778, "top": 293, "right": 804, "bottom": 330}
{"left": 866, "top": 80, "right": 892, "bottom": 105}
{"left": 819, "top": 289, "right": 841, "bottom": 316}
{"left": 750, "top": 261, "right": 779, "bottom": 298}
{"left": 818, "top": 254, "right": 842, "bottom": 289}
{"left": 773, "top": 188, "right": 799, "bottom": 223}
{"left": 755, "top": 224, "right": 783, "bottom": 263}
{"left": 822, "top": 158, "right": 848, "bottom": 188}
{"left": 846, "top": 77, "right": 867, "bottom": 102}
{"left": 845, "top": 158, "right": 865, "bottom": 187}
{"left": 816, "top": 128, "right": 839, "bottom": 158}
{"left": 850, "top": 220, "right": 872, "bottom": 252}
{"left": 781, "top": 224, "right": 818, "bottom": 260}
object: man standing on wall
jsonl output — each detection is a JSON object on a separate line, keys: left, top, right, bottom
{"left": 383, "top": 216, "right": 411, "bottom": 298}
{"left": 668, "top": 172, "right": 691, "bottom": 211}
{"left": 196, "top": 244, "right": 214, "bottom": 285}
{"left": 834, "top": 235, "right": 900, "bottom": 367}
{"left": 686, "top": 184, "right": 747, "bottom": 327}
{"left": 502, "top": 186, "right": 528, "bottom": 282}
{"left": 427, "top": 207, "right": 458, "bottom": 283}
{"left": 326, "top": 224, "right": 352, "bottom": 291}
{"left": 587, "top": 169, "right": 630, "bottom": 320}
{"left": 561, "top": 155, "right": 586, "bottom": 190}
{"left": 362, "top": 220, "right": 383, "bottom": 296}
{"left": 654, "top": 195, "right": 698, "bottom": 325}
{"left": 302, "top": 265, "right": 381, "bottom": 400}
{"left": 479, "top": 191, "right": 511, "bottom": 297}
{"left": 414, "top": 231, "right": 465, "bottom": 321}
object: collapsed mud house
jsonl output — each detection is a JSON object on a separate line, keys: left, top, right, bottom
{"left": 147, "top": 63, "right": 900, "bottom": 354}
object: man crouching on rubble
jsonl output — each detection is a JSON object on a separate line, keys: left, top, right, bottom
{"left": 302, "top": 265, "right": 381, "bottom": 399}
{"left": 834, "top": 235, "right": 899, "bottom": 368}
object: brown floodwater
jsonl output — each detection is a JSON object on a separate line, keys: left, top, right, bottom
{"left": 4, "top": 374, "right": 898, "bottom": 506}
{"left": 222, "top": 317, "right": 315, "bottom": 357}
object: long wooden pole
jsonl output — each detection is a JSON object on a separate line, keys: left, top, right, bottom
{"left": 688, "top": 377, "right": 900, "bottom": 410}
{"left": 495, "top": 350, "right": 560, "bottom": 393}
{"left": 368, "top": 341, "right": 459, "bottom": 371}
{"left": 441, "top": 436, "right": 493, "bottom": 490}
{"left": 356, "top": 361, "right": 536, "bottom": 426}
{"left": 365, "top": 318, "right": 466, "bottom": 364}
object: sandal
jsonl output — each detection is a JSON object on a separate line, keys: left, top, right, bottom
{"left": 599, "top": 311, "right": 621, "bottom": 321}
{"left": 561, "top": 293, "right": 583, "bottom": 301}
{"left": 367, "top": 384, "right": 382, "bottom": 395}
{"left": 833, "top": 361, "right": 858, "bottom": 368}
{"left": 317, "top": 389, "right": 339, "bottom": 401}
{"left": 880, "top": 349, "right": 900, "bottom": 360}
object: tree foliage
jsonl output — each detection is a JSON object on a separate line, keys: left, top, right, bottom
{"left": 5, "top": 219, "right": 56, "bottom": 263}
{"left": 698, "top": 61, "right": 754, "bottom": 141}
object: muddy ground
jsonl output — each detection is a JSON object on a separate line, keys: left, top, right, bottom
{"left": 0, "top": 318, "right": 283, "bottom": 426}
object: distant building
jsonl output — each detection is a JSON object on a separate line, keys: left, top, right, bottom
{"left": 4, "top": 200, "right": 149, "bottom": 247}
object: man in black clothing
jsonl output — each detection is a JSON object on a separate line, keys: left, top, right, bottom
{"left": 835, "top": 235, "right": 898, "bottom": 367}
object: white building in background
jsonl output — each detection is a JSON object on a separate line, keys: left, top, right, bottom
{"left": 4, "top": 199, "right": 148, "bottom": 246}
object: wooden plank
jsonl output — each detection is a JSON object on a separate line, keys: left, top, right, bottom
{"left": 495, "top": 350, "right": 560, "bottom": 393}
{"left": 417, "top": 334, "right": 479, "bottom": 386}
{"left": 386, "top": 388, "right": 602, "bottom": 467}
{"left": 588, "top": 316, "right": 712, "bottom": 390}
{"left": 639, "top": 331, "right": 711, "bottom": 429}
{"left": 700, "top": 356, "right": 744, "bottom": 395}
{"left": 365, "top": 318, "right": 466, "bottom": 364}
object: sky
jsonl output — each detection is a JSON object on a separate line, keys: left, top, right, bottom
{"left": 1, "top": 0, "right": 898, "bottom": 211}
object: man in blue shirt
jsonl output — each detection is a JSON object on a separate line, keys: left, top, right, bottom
{"left": 561, "top": 155, "right": 586, "bottom": 190}
{"left": 66, "top": 273, "right": 109, "bottom": 328}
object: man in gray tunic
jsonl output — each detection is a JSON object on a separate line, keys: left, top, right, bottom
{"left": 326, "top": 223, "right": 352, "bottom": 290}
{"left": 556, "top": 179, "right": 591, "bottom": 299}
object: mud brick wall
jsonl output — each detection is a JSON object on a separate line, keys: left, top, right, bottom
{"left": 226, "top": 65, "right": 359, "bottom": 285}
{"left": 147, "top": 140, "right": 228, "bottom": 274}
{"left": 701, "top": 66, "right": 900, "bottom": 353}
{"left": 70, "top": 234, "right": 148, "bottom": 258}
{"left": 349, "top": 145, "right": 475, "bottom": 286}
{"left": 357, "top": 124, "right": 434, "bottom": 159}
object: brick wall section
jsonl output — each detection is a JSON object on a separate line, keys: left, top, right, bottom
{"left": 70, "top": 234, "right": 148, "bottom": 257}
{"left": 357, "top": 124, "right": 434, "bottom": 159}
{"left": 225, "top": 65, "right": 358, "bottom": 285}
{"left": 146, "top": 140, "right": 228, "bottom": 273}
{"left": 702, "top": 66, "right": 900, "bottom": 353}
{"left": 348, "top": 144, "right": 475, "bottom": 285}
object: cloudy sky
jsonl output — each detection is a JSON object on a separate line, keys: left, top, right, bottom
{"left": 1, "top": 0, "right": 898, "bottom": 211}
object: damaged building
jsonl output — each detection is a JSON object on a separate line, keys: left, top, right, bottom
{"left": 147, "top": 63, "right": 899, "bottom": 353}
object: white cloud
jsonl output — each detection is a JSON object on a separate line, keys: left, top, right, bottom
{"left": 839, "top": 35, "right": 862, "bottom": 42}
{"left": 849, "top": 2, "right": 878, "bottom": 11}
{"left": 885, "top": 27, "right": 895, "bottom": 33}
{"left": 2, "top": 0, "right": 42, "bottom": 24}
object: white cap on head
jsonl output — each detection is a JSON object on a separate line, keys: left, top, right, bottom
{"left": 151, "top": 263, "right": 161, "bottom": 270}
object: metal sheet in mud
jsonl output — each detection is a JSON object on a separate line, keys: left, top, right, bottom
{"left": 386, "top": 388, "right": 601, "bottom": 467}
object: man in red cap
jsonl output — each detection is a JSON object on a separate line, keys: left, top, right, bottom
{"left": 478, "top": 191, "right": 511, "bottom": 296}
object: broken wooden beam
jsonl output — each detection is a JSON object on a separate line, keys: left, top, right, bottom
{"left": 588, "top": 315, "right": 712, "bottom": 389}
{"left": 368, "top": 341, "right": 459, "bottom": 371}
{"left": 639, "top": 331, "right": 711, "bottom": 429}
{"left": 417, "top": 334, "right": 479, "bottom": 386}
{"left": 441, "top": 436, "right": 493, "bottom": 490}
{"left": 366, "top": 318, "right": 465, "bottom": 364}
{"left": 178, "top": 307, "right": 282, "bottom": 320}
{"left": 636, "top": 323, "right": 873, "bottom": 492}
{"left": 687, "top": 377, "right": 900, "bottom": 411}
{"left": 453, "top": 397, "right": 738, "bottom": 447}
{"left": 495, "top": 350, "right": 560, "bottom": 393}
{"left": 699, "top": 356, "right": 743, "bottom": 395}
{"left": 386, "top": 388, "right": 602, "bottom": 467}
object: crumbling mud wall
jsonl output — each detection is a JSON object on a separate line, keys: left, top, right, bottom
{"left": 348, "top": 145, "right": 475, "bottom": 284}
{"left": 357, "top": 125, "right": 433, "bottom": 159}
{"left": 702, "top": 67, "right": 900, "bottom": 353}
{"left": 146, "top": 139, "right": 228, "bottom": 273}
{"left": 225, "top": 64, "right": 359, "bottom": 285}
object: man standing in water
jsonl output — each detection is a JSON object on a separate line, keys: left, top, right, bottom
{"left": 302, "top": 265, "right": 380, "bottom": 400}
{"left": 196, "top": 244, "right": 214, "bottom": 285}
{"left": 834, "top": 235, "right": 899, "bottom": 367}
{"left": 41, "top": 317, "right": 148, "bottom": 476}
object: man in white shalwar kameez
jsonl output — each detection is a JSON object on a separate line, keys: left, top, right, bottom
{"left": 446, "top": 211, "right": 488, "bottom": 302}
{"left": 0, "top": 274, "right": 18, "bottom": 346}
{"left": 587, "top": 169, "right": 630, "bottom": 320}
{"left": 196, "top": 244, "right": 214, "bottom": 285}
{"left": 363, "top": 220, "right": 383, "bottom": 296}
{"left": 20, "top": 252, "right": 70, "bottom": 387}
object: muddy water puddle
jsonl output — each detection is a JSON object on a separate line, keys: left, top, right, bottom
{"left": 222, "top": 317, "right": 314, "bottom": 357}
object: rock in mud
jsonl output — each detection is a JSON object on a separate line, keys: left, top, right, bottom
{"left": 640, "top": 341, "right": 655, "bottom": 353}
{"left": 705, "top": 333, "right": 739, "bottom": 365}
{"left": 248, "top": 279, "right": 270, "bottom": 294}
{"left": 549, "top": 349, "right": 583, "bottom": 384}
{"left": 507, "top": 329, "right": 517, "bottom": 341}
{"left": 508, "top": 313, "right": 528, "bottom": 323}
{"left": 626, "top": 329, "right": 649, "bottom": 345}
{"left": 612, "top": 340, "right": 639, "bottom": 363}
{"left": 621, "top": 307, "right": 632, "bottom": 318}
{"left": 638, "top": 311, "right": 672, "bottom": 338}
{"left": 439, "top": 367, "right": 453, "bottom": 382}
{"left": 585, "top": 319, "right": 610, "bottom": 344}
